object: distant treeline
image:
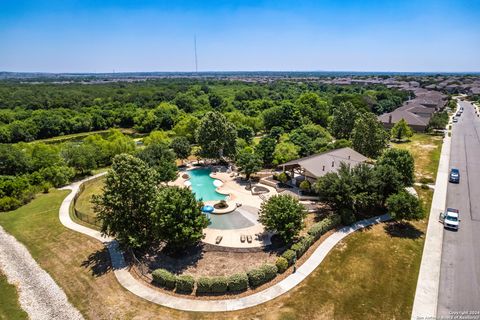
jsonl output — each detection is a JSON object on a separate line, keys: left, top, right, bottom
{"left": 0, "top": 79, "right": 409, "bottom": 143}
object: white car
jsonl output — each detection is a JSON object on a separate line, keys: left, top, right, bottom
{"left": 441, "top": 208, "right": 460, "bottom": 230}
{"left": 453, "top": 117, "right": 458, "bottom": 123}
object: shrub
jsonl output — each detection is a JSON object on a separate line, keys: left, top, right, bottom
{"left": 261, "top": 264, "right": 278, "bottom": 282}
{"left": 210, "top": 276, "right": 228, "bottom": 294}
{"left": 307, "top": 214, "right": 341, "bottom": 240}
{"left": 0, "top": 196, "right": 21, "bottom": 211}
{"left": 227, "top": 273, "right": 249, "bottom": 292}
{"left": 291, "top": 235, "right": 314, "bottom": 258}
{"left": 275, "top": 257, "right": 289, "bottom": 273}
{"left": 176, "top": 275, "right": 194, "bottom": 293}
{"left": 152, "top": 269, "right": 176, "bottom": 290}
{"left": 340, "top": 208, "right": 356, "bottom": 225}
{"left": 299, "top": 180, "right": 311, "bottom": 191}
{"left": 278, "top": 172, "right": 289, "bottom": 184}
{"left": 247, "top": 267, "right": 265, "bottom": 287}
{"left": 41, "top": 182, "right": 52, "bottom": 193}
{"left": 196, "top": 277, "right": 212, "bottom": 294}
{"left": 282, "top": 249, "right": 297, "bottom": 265}
{"left": 247, "top": 264, "right": 278, "bottom": 287}
{"left": 386, "top": 190, "right": 425, "bottom": 220}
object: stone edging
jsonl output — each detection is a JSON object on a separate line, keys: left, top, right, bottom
{"left": 59, "top": 175, "right": 390, "bottom": 312}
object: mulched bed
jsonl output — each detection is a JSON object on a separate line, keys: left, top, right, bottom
{"left": 127, "top": 225, "right": 340, "bottom": 300}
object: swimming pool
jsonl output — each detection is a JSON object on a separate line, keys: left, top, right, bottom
{"left": 187, "top": 168, "right": 227, "bottom": 201}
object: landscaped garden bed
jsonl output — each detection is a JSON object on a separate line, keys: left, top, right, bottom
{"left": 128, "top": 213, "right": 341, "bottom": 299}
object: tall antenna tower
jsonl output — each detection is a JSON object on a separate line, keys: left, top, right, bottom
{"left": 194, "top": 34, "right": 198, "bottom": 73}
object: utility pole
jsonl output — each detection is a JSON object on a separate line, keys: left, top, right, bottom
{"left": 194, "top": 34, "right": 198, "bottom": 73}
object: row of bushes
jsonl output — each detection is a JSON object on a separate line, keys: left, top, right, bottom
{"left": 152, "top": 269, "right": 252, "bottom": 294}
{"left": 151, "top": 214, "right": 341, "bottom": 295}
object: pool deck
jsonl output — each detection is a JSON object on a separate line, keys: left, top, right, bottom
{"left": 173, "top": 166, "right": 279, "bottom": 248}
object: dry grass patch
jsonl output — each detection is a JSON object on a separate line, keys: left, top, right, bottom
{"left": 392, "top": 133, "right": 443, "bottom": 182}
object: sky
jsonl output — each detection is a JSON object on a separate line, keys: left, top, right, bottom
{"left": 0, "top": 0, "right": 479, "bottom": 73}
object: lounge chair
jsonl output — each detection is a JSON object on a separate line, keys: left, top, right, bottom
{"left": 246, "top": 235, "right": 252, "bottom": 243}
{"left": 215, "top": 236, "right": 223, "bottom": 244}
{"left": 240, "top": 235, "right": 246, "bottom": 243}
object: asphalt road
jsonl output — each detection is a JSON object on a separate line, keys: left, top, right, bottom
{"left": 437, "top": 100, "right": 480, "bottom": 317}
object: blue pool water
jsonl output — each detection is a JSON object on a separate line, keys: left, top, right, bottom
{"left": 188, "top": 168, "right": 227, "bottom": 201}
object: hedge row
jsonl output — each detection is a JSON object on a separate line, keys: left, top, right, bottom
{"left": 247, "top": 264, "right": 278, "bottom": 287}
{"left": 150, "top": 214, "right": 341, "bottom": 295}
{"left": 307, "top": 214, "right": 341, "bottom": 241}
{"left": 152, "top": 269, "right": 250, "bottom": 294}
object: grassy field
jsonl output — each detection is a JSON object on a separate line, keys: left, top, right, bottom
{"left": 75, "top": 176, "right": 105, "bottom": 219}
{"left": 0, "top": 133, "right": 442, "bottom": 320}
{"left": 391, "top": 133, "right": 443, "bottom": 183}
{"left": 0, "top": 272, "right": 28, "bottom": 320}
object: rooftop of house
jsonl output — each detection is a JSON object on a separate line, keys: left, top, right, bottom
{"left": 279, "top": 147, "right": 368, "bottom": 178}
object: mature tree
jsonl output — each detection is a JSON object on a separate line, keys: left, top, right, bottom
{"left": 390, "top": 119, "right": 413, "bottom": 141}
{"left": 208, "top": 92, "right": 225, "bottom": 110}
{"left": 195, "top": 111, "right": 237, "bottom": 160}
{"left": 268, "top": 126, "right": 285, "bottom": 141}
{"left": 373, "top": 164, "right": 404, "bottom": 203}
{"left": 29, "top": 143, "right": 62, "bottom": 171}
{"left": 272, "top": 141, "right": 299, "bottom": 165}
{"left": 262, "top": 102, "right": 302, "bottom": 131}
{"left": 427, "top": 111, "right": 449, "bottom": 130}
{"left": 170, "top": 136, "right": 191, "bottom": 162}
{"left": 152, "top": 186, "right": 209, "bottom": 250}
{"left": 93, "top": 154, "right": 158, "bottom": 249}
{"left": 236, "top": 124, "right": 255, "bottom": 144}
{"left": 143, "top": 130, "right": 172, "bottom": 146}
{"left": 0, "top": 144, "right": 30, "bottom": 175}
{"left": 255, "top": 136, "right": 277, "bottom": 167}
{"left": 377, "top": 148, "right": 415, "bottom": 186}
{"left": 288, "top": 124, "right": 332, "bottom": 157}
{"left": 386, "top": 191, "right": 425, "bottom": 220}
{"left": 61, "top": 143, "right": 97, "bottom": 175}
{"left": 235, "top": 148, "right": 263, "bottom": 180}
{"left": 296, "top": 92, "right": 329, "bottom": 126}
{"left": 137, "top": 142, "right": 177, "bottom": 184}
{"left": 314, "top": 163, "right": 380, "bottom": 216}
{"left": 258, "top": 194, "right": 307, "bottom": 243}
{"left": 351, "top": 112, "right": 389, "bottom": 158}
{"left": 173, "top": 115, "right": 200, "bottom": 143}
{"left": 39, "top": 165, "right": 75, "bottom": 187}
{"left": 329, "top": 102, "right": 360, "bottom": 139}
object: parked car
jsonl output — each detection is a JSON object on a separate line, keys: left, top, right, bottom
{"left": 441, "top": 208, "right": 460, "bottom": 230}
{"left": 453, "top": 117, "right": 458, "bottom": 123}
{"left": 449, "top": 168, "right": 460, "bottom": 183}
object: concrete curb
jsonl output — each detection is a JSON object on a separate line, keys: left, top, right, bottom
{"left": 411, "top": 120, "right": 452, "bottom": 319}
{"left": 59, "top": 174, "right": 390, "bottom": 312}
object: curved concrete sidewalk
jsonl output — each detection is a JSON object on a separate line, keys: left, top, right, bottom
{"left": 59, "top": 175, "right": 390, "bottom": 312}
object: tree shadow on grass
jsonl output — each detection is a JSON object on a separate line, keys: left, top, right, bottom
{"left": 139, "top": 243, "right": 205, "bottom": 275}
{"left": 384, "top": 221, "right": 424, "bottom": 239}
{"left": 81, "top": 247, "right": 113, "bottom": 277}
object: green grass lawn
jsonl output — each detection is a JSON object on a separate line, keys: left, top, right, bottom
{"left": 0, "top": 132, "right": 442, "bottom": 320}
{"left": 0, "top": 272, "right": 28, "bottom": 320}
{"left": 74, "top": 176, "right": 105, "bottom": 219}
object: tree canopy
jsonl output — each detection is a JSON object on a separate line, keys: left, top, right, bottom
{"left": 351, "top": 112, "right": 389, "bottom": 158}
{"left": 195, "top": 111, "right": 237, "bottom": 160}
{"left": 258, "top": 194, "right": 307, "bottom": 243}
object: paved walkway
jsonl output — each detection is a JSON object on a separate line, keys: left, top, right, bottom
{"left": 59, "top": 174, "right": 390, "bottom": 312}
{"left": 411, "top": 113, "right": 453, "bottom": 319}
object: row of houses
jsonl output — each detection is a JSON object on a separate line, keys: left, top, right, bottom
{"left": 378, "top": 89, "right": 447, "bottom": 132}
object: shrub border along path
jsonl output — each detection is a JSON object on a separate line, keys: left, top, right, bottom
{"left": 59, "top": 174, "right": 390, "bottom": 312}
